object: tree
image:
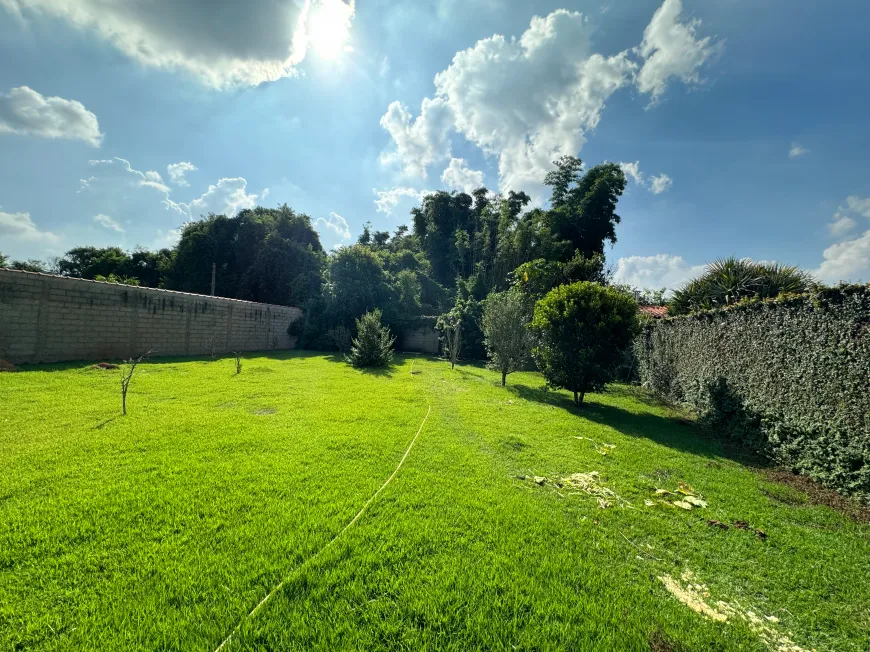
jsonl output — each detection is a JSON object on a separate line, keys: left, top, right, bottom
{"left": 8, "top": 259, "right": 48, "bottom": 273}
{"left": 0, "top": 252, "right": 7, "bottom": 267}
{"left": 531, "top": 282, "right": 639, "bottom": 405}
{"left": 328, "top": 245, "right": 394, "bottom": 324}
{"left": 346, "top": 309, "right": 395, "bottom": 368}
{"left": 436, "top": 303, "right": 464, "bottom": 370}
{"left": 481, "top": 290, "right": 532, "bottom": 386}
{"left": 544, "top": 156, "right": 627, "bottom": 259}
{"left": 670, "top": 257, "right": 816, "bottom": 315}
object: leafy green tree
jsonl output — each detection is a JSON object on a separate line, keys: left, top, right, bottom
{"left": 531, "top": 282, "right": 639, "bottom": 405}
{"left": 481, "top": 289, "right": 532, "bottom": 386}
{"left": 168, "top": 205, "right": 324, "bottom": 304}
{"left": 544, "top": 156, "right": 627, "bottom": 259}
{"left": 57, "top": 247, "right": 131, "bottom": 279}
{"left": 8, "top": 259, "right": 48, "bottom": 273}
{"left": 670, "top": 257, "right": 816, "bottom": 315}
{"left": 512, "top": 252, "right": 607, "bottom": 303}
{"left": 328, "top": 245, "right": 394, "bottom": 324}
{"left": 0, "top": 252, "right": 8, "bottom": 267}
{"left": 346, "top": 309, "right": 395, "bottom": 368}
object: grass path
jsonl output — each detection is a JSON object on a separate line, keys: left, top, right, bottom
{"left": 1, "top": 352, "right": 868, "bottom": 650}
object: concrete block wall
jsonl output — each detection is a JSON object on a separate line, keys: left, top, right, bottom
{"left": 0, "top": 269, "right": 302, "bottom": 364}
{"left": 400, "top": 327, "right": 440, "bottom": 355}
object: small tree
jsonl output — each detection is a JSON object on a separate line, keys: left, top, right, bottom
{"left": 233, "top": 352, "right": 242, "bottom": 375}
{"left": 481, "top": 290, "right": 532, "bottom": 386}
{"left": 120, "top": 350, "right": 154, "bottom": 415}
{"left": 436, "top": 306, "right": 462, "bottom": 370}
{"left": 346, "top": 309, "right": 395, "bottom": 368}
{"left": 531, "top": 282, "right": 639, "bottom": 405}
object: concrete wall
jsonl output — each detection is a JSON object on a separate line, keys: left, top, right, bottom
{"left": 400, "top": 326, "right": 440, "bottom": 355}
{"left": 0, "top": 269, "right": 302, "bottom": 364}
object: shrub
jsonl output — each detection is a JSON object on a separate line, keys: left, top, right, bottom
{"left": 346, "top": 309, "right": 395, "bottom": 368}
{"left": 480, "top": 289, "right": 532, "bottom": 386}
{"left": 636, "top": 285, "right": 870, "bottom": 501}
{"left": 531, "top": 282, "right": 640, "bottom": 405}
{"left": 326, "top": 326, "right": 352, "bottom": 353}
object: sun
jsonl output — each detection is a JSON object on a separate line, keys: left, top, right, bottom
{"left": 307, "top": 0, "right": 354, "bottom": 60}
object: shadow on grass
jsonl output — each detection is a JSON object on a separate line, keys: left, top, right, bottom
{"left": 506, "top": 382, "right": 766, "bottom": 467}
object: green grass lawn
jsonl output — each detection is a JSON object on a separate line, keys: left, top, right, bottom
{"left": 2, "top": 352, "right": 868, "bottom": 651}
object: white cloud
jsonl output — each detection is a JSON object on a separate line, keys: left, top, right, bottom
{"left": 635, "top": 0, "right": 720, "bottom": 103}
{"left": 788, "top": 142, "right": 808, "bottom": 159}
{"left": 0, "top": 210, "right": 58, "bottom": 243}
{"left": 619, "top": 161, "right": 644, "bottom": 185}
{"left": 176, "top": 178, "right": 260, "bottom": 218}
{"left": 0, "top": 86, "right": 102, "bottom": 146}
{"left": 613, "top": 254, "right": 705, "bottom": 291}
{"left": 618, "top": 161, "right": 672, "bottom": 194}
{"left": 846, "top": 195, "right": 870, "bottom": 218}
{"left": 167, "top": 161, "right": 197, "bottom": 187}
{"left": 441, "top": 158, "right": 485, "bottom": 194}
{"left": 3, "top": 0, "right": 356, "bottom": 88}
{"left": 315, "top": 212, "right": 351, "bottom": 241}
{"left": 813, "top": 230, "right": 870, "bottom": 284}
{"left": 373, "top": 187, "right": 430, "bottom": 216}
{"left": 379, "top": 97, "right": 453, "bottom": 177}
{"left": 93, "top": 213, "right": 124, "bottom": 233}
{"left": 79, "top": 157, "right": 260, "bottom": 231}
{"left": 827, "top": 212, "right": 856, "bottom": 237}
{"left": 825, "top": 195, "right": 870, "bottom": 237}
{"left": 381, "top": 2, "right": 713, "bottom": 195}
{"left": 81, "top": 157, "right": 174, "bottom": 201}
{"left": 649, "top": 173, "right": 673, "bottom": 194}
{"left": 432, "top": 10, "right": 635, "bottom": 194}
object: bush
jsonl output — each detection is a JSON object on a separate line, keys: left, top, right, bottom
{"left": 531, "top": 282, "right": 639, "bottom": 405}
{"left": 326, "top": 326, "right": 352, "bottom": 353}
{"left": 636, "top": 284, "right": 870, "bottom": 501}
{"left": 346, "top": 309, "right": 395, "bottom": 368}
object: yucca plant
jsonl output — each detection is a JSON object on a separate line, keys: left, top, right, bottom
{"left": 755, "top": 263, "right": 815, "bottom": 298}
{"left": 670, "top": 257, "right": 817, "bottom": 316}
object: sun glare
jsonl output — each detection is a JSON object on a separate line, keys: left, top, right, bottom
{"left": 307, "top": 0, "right": 354, "bottom": 60}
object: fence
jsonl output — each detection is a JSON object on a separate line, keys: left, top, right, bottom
{"left": 0, "top": 269, "right": 302, "bottom": 364}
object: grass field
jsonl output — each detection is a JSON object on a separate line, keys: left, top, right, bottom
{"left": 1, "top": 352, "right": 869, "bottom": 651}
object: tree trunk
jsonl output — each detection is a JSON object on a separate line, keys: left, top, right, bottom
{"left": 122, "top": 391, "right": 127, "bottom": 416}
{"left": 501, "top": 370, "right": 507, "bottom": 386}
{"left": 573, "top": 390, "right": 578, "bottom": 405}
{"left": 574, "top": 390, "right": 585, "bottom": 406}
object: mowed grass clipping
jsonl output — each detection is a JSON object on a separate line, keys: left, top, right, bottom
{"left": 0, "top": 353, "right": 868, "bottom": 651}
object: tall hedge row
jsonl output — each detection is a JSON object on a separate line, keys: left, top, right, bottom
{"left": 635, "top": 285, "right": 870, "bottom": 502}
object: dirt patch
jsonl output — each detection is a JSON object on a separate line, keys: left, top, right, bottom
{"left": 648, "top": 630, "right": 687, "bottom": 652}
{"left": 250, "top": 407, "right": 277, "bottom": 416}
{"left": 762, "top": 468, "right": 870, "bottom": 523}
{"left": 92, "top": 362, "right": 120, "bottom": 370}
{"left": 0, "top": 360, "right": 18, "bottom": 372}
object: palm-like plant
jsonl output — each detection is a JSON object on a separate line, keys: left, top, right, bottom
{"left": 670, "top": 257, "right": 816, "bottom": 316}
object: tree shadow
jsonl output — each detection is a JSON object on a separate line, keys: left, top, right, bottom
{"left": 505, "top": 382, "right": 767, "bottom": 467}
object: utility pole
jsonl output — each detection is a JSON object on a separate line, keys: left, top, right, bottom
{"left": 210, "top": 263, "right": 216, "bottom": 296}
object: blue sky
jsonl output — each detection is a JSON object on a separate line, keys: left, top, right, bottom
{"left": 1, "top": 0, "right": 869, "bottom": 289}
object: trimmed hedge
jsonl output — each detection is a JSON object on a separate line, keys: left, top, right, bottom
{"left": 636, "top": 285, "right": 870, "bottom": 502}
